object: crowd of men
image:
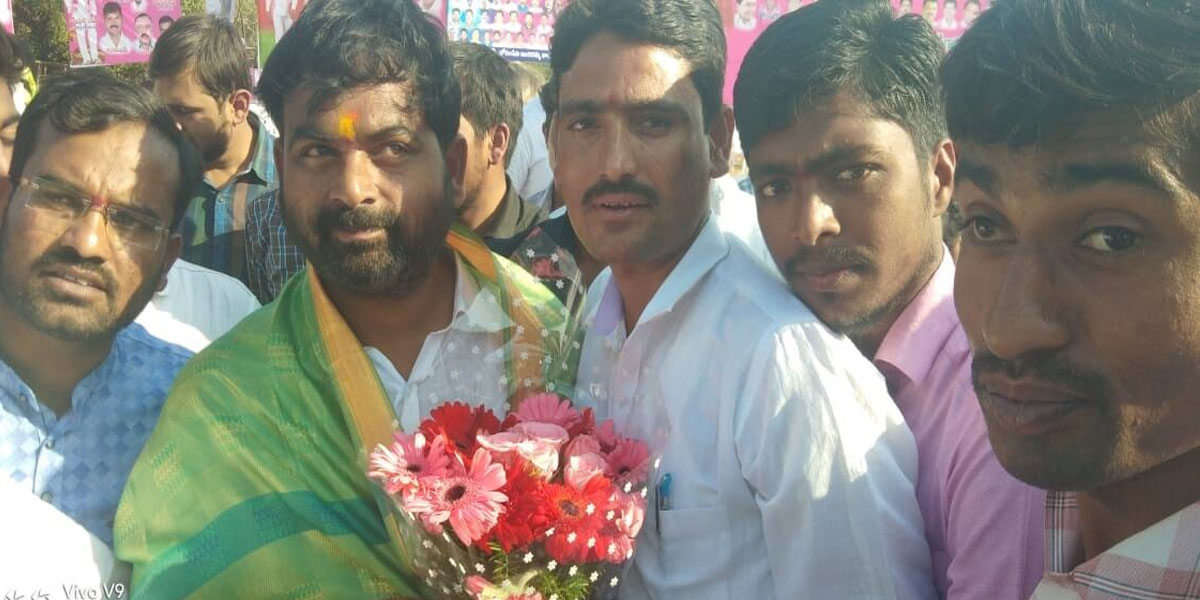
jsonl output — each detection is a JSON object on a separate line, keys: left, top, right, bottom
{"left": 0, "top": 0, "right": 1197, "bottom": 598}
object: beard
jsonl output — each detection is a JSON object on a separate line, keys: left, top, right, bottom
{"left": 281, "top": 176, "right": 456, "bottom": 297}
{"left": 197, "top": 117, "right": 233, "bottom": 165}
{"left": 0, "top": 231, "right": 163, "bottom": 343}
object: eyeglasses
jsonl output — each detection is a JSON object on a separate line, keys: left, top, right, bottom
{"left": 15, "top": 176, "right": 171, "bottom": 252}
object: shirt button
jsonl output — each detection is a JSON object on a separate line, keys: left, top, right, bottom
{"left": 43, "top": 438, "right": 54, "bottom": 450}
{"left": 40, "top": 491, "right": 53, "bottom": 502}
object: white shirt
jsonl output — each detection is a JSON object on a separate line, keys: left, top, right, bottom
{"left": 575, "top": 217, "right": 935, "bottom": 600}
{"left": 98, "top": 33, "right": 132, "bottom": 53}
{"left": 506, "top": 99, "right": 553, "bottom": 206}
{"left": 135, "top": 260, "right": 260, "bottom": 352}
{"left": 708, "top": 174, "right": 776, "bottom": 274}
{"left": 0, "top": 480, "right": 129, "bottom": 591}
{"left": 366, "top": 256, "right": 515, "bottom": 432}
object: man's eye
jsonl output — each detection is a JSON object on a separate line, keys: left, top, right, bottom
{"left": 381, "top": 143, "right": 410, "bottom": 157}
{"left": 756, "top": 180, "right": 791, "bottom": 200}
{"left": 637, "top": 116, "right": 671, "bottom": 133}
{"left": 833, "top": 165, "right": 876, "bottom": 181}
{"left": 301, "top": 145, "right": 334, "bottom": 158}
{"left": 567, "top": 118, "right": 596, "bottom": 132}
{"left": 1079, "top": 227, "right": 1140, "bottom": 253}
{"left": 963, "top": 216, "right": 1002, "bottom": 242}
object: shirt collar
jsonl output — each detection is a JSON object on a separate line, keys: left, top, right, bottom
{"left": 874, "top": 246, "right": 957, "bottom": 389}
{"left": 479, "top": 177, "right": 527, "bottom": 240}
{"left": 589, "top": 213, "right": 727, "bottom": 334}
{"left": 451, "top": 253, "right": 515, "bottom": 334}
{"left": 1043, "top": 490, "right": 1200, "bottom": 596}
{"left": 224, "top": 114, "right": 275, "bottom": 187}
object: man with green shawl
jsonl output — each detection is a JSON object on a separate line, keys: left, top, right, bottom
{"left": 114, "top": 1, "right": 575, "bottom": 597}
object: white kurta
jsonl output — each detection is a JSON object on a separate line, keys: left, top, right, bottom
{"left": 575, "top": 217, "right": 936, "bottom": 599}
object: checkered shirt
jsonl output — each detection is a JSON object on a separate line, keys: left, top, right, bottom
{"left": 1032, "top": 491, "right": 1200, "bottom": 599}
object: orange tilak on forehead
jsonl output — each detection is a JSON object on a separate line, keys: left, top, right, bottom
{"left": 338, "top": 111, "right": 359, "bottom": 141}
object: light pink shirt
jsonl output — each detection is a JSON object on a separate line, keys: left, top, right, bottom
{"left": 875, "top": 248, "right": 1046, "bottom": 600}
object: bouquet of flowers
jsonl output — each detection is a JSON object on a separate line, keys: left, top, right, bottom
{"left": 369, "top": 394, "right": 652, "bottom": 600}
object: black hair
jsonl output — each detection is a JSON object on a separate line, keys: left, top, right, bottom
{"left": 0, "top": 30, "right": 29, "bottom": 89}
{"left": 257, "top": 0, "right": 461, "bottom": 149}
{"left": 450, "top": 42, "right": 523, "bottom": 165}
{"left": 159, "top": 15, "right": 174, "bottom": 27}
{"left": 103, "top": 2, "right": 121, "bottom": 18}
{"left": 734, "top": 0, "right": 946, "bottom": 158}
{"left": 149, "top": 15, "right": 250, "bottom": 101}
{"left": 543, "top": 0, "right": 726, "bottom": 129}
{"left": 943, "top": 0, "right": 1200, "bottom": 159}
{"left": 11, "top": 71, "right": 201, "bottom": 230}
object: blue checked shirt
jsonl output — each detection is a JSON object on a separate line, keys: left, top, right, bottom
{"left": 180, "top": 115, "right": 278, "bottom": 285}
{"left": 246, "top": 188, "right": 307, "bottom": 303}
{"left": 0, "top": 324, "right": 192, "bottom": 546}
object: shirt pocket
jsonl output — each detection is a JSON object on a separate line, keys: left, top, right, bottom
{"left": 653, "top": 505, "right": 732, "bottom": 595}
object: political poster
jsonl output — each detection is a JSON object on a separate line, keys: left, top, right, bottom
{"left": 892, "top": 0, "right": 987, "bottom": 41}
{"left": 65, "top": 0, "right": 181, "bottom": 67}
{"left": 445, "top": 0, "right": 564, "bottom": 63}
{"left": 256, "top": 0, "right": 307, "bottom": 67}
{"left": 0, "top": 1, "right": 12, "bottom": 35}
{"left": 721, "top": 0, "right": 988, "bottom": 102}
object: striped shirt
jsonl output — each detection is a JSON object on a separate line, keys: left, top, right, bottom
{"left": 179, "top": 115, "right": 277, "bottom": 285}
{"left": 1032, "top": 492, "right": 1200, "bottom": 599}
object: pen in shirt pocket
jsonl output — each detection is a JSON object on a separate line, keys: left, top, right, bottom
{"left": 655, "top": 473, "right": 672, "bottom": 534}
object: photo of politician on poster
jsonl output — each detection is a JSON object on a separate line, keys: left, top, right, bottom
{"left": 445, "top": 0, "right": 562, "bottom": 62}
{"left": 892, "top": 0, "right": 987, "bottom": 39}
{"left": 64, "top": 0, "right": 181, "bottom": 67}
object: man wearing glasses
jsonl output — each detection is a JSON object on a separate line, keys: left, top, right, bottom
{"left": 0, "top": 70, "right": 201, "bottom": 548}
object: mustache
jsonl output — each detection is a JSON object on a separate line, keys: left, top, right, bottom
{"left": 317, "top": 205, "right": 398, "bottom": 234}
{"left": 32, "top": 247, "right": 116, "bottom": 291}
{"left": 582, "top": 177, "right": 659, "bottom": 207}
{"left": 783, "top": 245, "right": 872, "bottom": 273}
{"left": 971, "top": 350, "right": 1116, "bottom": 401}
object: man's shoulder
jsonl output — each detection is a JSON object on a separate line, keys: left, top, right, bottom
{"left": 704, "top": 237, "right": 823, "bottom": 331}
{"left": 117, "top": 323, "right": 194, "bottom": 368}
{"left": 171, "top": 302, "right": 283, "bottom": 386}
{"left": 170, "top": 259, "right": 257, "bottom": 301}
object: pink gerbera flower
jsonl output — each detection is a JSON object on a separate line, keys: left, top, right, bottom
{"left": 513, "top": 393, "right": 582, "bottom": 431}
{"left": 368, "top": 432, "right": 457, "bottom": 498}
{"left": 605, "top": 438, "right": 652, "bottom": 487}
{"left": 405, "top": 448, "right": 509, "bottom": 546}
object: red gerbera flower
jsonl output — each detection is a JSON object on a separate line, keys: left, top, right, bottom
{"left": 539, "top": 476, "right": 625, "bottom": 564}
{"left": 419, "top": 402, "right": 502, "bottom": 455}
{"left": 478, "top": 461, "right": 553, "bottom": 553}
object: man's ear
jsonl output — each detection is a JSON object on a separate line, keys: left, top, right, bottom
{"left": 445, "top": 133, "right": 469, "bottom": 200}
{"left": 228, "top": 89, "right": 253, "bottom": 126}
{"left": 707, "top": 105, "right": 735, "bottom": 179}
{"left": 489, "top": 123, "right": 511, "bottom": 168}
{"left": 929, "top": 138, "right": 956, "bottom": 218}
